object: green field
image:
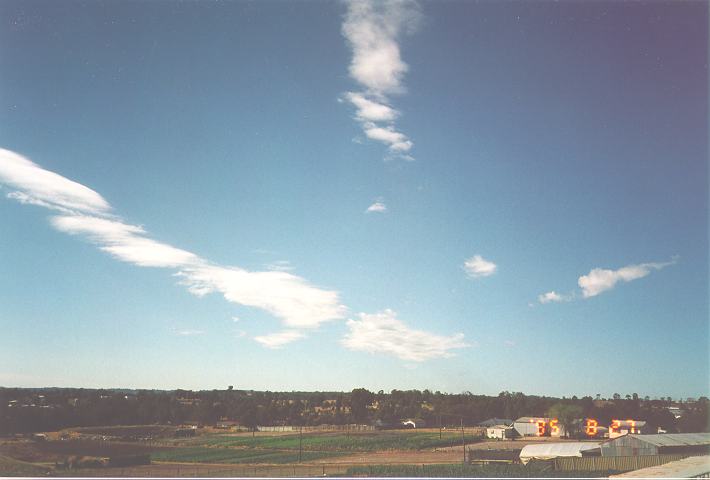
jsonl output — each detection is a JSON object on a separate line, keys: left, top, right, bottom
{"left": 151, "top": 447, "right": 344, "bottom": 464}
{"left": 191, "top": 431, "right": 481, "bottom": 452}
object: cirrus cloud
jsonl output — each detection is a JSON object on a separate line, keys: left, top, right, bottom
{"left": 578, "top": 260, "right": 676, "bottom": 298}
{"left": 0, "top": 148, "right": 346, "bottom": 339}
{"left": 342, "top": 309, "right": 470, "bottom": 362}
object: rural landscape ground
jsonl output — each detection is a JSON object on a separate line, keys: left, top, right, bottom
{"left": 0, "top": 425, "right": 604, "bottom": 477}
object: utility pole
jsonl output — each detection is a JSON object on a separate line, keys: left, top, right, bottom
{"left": 299, "top": 425, "right": 303, "bottom": 463}
{"left": 439, "top": 414, "right": 442, "bottom": 440}
{"left": 461, "top": 417, "right": 466, "bottom": 465}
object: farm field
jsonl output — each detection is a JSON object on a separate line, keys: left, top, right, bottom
{"left": 0, "top": 426, "right": 587, "bottom": 477}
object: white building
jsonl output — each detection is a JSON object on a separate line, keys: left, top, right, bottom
{"left": 486, "top": 425, "right": 515, "bottom": 440}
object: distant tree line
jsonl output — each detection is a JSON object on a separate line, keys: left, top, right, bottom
{"left": 0, "top": 387, "right": 707, "bottom": 434}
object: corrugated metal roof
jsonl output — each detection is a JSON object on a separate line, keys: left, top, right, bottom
{"left": 606, "top": 433, "right": 710, "bottom": 447}
{"left": 519, "top": 442, "right": 600, "bottom": 464}
{"left": 514, "top": 416, "right": 549, "bottom": 423}
{"left": 611, "top": 455, "right": 710, "bottom": 478}
{"left": 478, "top": 417, "right": 513, "bottom": 427}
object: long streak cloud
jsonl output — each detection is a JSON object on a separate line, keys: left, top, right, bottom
{"left": 1, "top": 148, "right": 468, "bottom": 358}
{"left": 0, "top": 148, "right": 346, "bottom": 342}
{"left": 341, "top": 0, "right": 421, "bottom": 159}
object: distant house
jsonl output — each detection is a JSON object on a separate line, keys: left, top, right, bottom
{"left": 215, "top": 420, "right": 240, "bottom": 430}
{"left": 601, "top": 433, "right": 710, "bottom": 457}
{"left": 478, "top": 418, "right": 513, "bottom": 428}
{"left": 401, "top": 419, "right": 425, "bottom": 429}
{"left": 486, "top": 425, "right": 516, "bottom": 440}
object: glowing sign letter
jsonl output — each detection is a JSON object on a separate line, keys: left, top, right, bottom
{"left": 611, "top": 419, "right": 621, "bottom": 435}
{"left": 627, "top": 419, "right": 636, "bottom": 434}
{"left": 550, "top": 419, "right": 559, "bottom": 436}
{"left": 585, "top": 419, "right": 598, "bottom": 437}
{"left": 536, "top": 420, "right": 545, "bottom": 436}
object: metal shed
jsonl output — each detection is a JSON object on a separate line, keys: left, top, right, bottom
{"left": 514, "top": 417, "right": 549, "bottom": 437}
{"left": 519, "top": 442, "right": 601, "bottom": 464}
{"left": 601, "top": 433, "right": 710, "bottom": 457}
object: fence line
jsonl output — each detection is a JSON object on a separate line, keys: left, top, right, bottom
{"left": 554, "top": 454, "right": 690, "bottom": 472}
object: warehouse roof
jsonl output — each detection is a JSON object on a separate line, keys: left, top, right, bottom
{"left": 605, "top": 433, "right": 710, "bottom": 447}
{"left": 519, "top": 442, "right": 600, "bottom": 464}
{"left": 478, "top": 417, "right": 513, "bottom": 427}
{"left": 514, "top": 416, "right": 549, "bottom": 423}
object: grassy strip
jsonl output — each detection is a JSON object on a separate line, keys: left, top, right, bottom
{"left": 197, "top": 432, "right": 481, "bottom": 451}
{"left": 341, "top": 463, "right": 621, "bottom": 478}
{"left": 0, "top": 455, "right": 52, "bottom": 476}
{"left": 151, "top": 447, "right": 343, "bottom": 464}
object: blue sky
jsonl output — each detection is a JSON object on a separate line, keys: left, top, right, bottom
{"left": 0, "top": 0, "right": 707, "bottom": 398}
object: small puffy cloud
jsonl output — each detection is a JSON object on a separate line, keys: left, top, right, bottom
{"left": 463, "top": 255, "right": 497, "bottom": 278}
{"left": 341, "top": 1, "right": 420, "bottom": 160}
{"left": 345, "top": 92, "right": 398, "bottom": 122}
{"left": 503, "top": 340, "right": 516, "bottom": 347}
{"left": 538, "top": 291, "right": 572, "bottom": 304}
{"left": 232, "top": 316, "right": 240, "bottom": 322}
{"left": 363, "top": 123, "right": 413, "bottom": 152}
{"left": 342, "top": 1, "right": 421, "bottom": 95}
{"left": 254, "top": 330, "right": 305, "bottom": 349}
{"left": 342, "top": 309, "right": 470, "bottom": 362}
{"left": 578, "top": 260, "right": 675, "bottom": 298}
{"left": 366, "top": 201, "right": 387, "bottom": 213}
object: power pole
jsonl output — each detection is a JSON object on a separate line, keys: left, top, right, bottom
{"left": 299, "top": 425, "right": 303, "bottom": 463}
{"left": 461, "top": 417, "right": 466, "bottom": 465}
{"left": 439, "top": 414, "right": 442, "bottom": 439}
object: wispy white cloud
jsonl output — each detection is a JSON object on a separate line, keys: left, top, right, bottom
{"left": 503, "top": 340, "right": 516, "bottom": 347}
{"left": 366, "top": 201, "right": 387, "bottom": 213}
{"left": 341, "top": 0, "right": 420, "bottom": 159}
{"left": 578, "top": 260, "right": 676, "bottom": 298}
{"left": 265, "top": 260, "right": 294, "bottom": 272}
{"left": 176, "top": 329, "right": 204, "bottom": 336}
{"left": 538, "top": 291, "right": 573, "bottom": 304}
{"left": 51, "top": 215, "right": 202, "bottom": 268}
{"left": 254, "top": 330, "right": 305, "bottom": 349}
{"left": 0, "top": 148, "right": 346, "bottom": 341}
{"left": 463, "top": 255, "right": 497, "bottom": 278}
{"left": 342, "top": 309, "right": 469, "bottom": 362}
{"left": 0, "top": 148, "right": 111, "bottom": 215}
{"left": 177, "top": 265, "right": 346, "bottom": 329}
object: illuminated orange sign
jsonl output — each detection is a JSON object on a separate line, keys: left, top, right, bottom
{"left": 610, "top": 419, "right": 621, "bottom": 435}
{"left": 585, "top": 419, "right": 598, "bottom": 437}
{"left": 549, "top": 419, "right": 559, "bottom": 436}
{"left": 536, "top": 420, "right": 545, "bottom": 436}
{"left": 627, "top": 419, "right": 636, "bottom": 434}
